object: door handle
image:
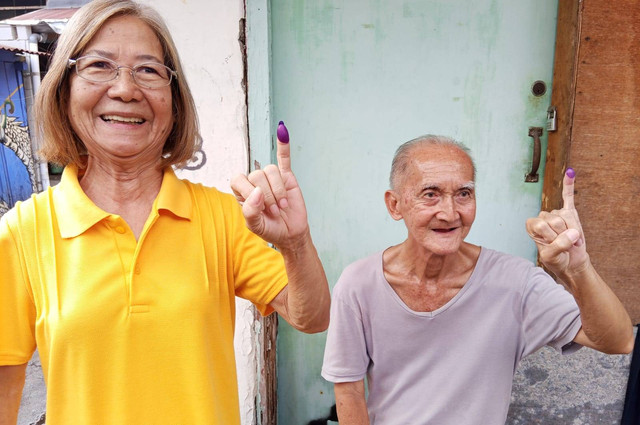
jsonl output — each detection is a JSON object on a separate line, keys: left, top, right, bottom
{"left": 525, "top": 127, "right": 543, "bottom": 182}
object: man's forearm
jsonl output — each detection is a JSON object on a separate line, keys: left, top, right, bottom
{"left": 335, "top": 381, "right": 370, "bottom": 425}
{"left": 563, "top": 261, "right": 634, "bottom": 354}
{"left": 0, "top": 363, "right": 27, "bottom": 425}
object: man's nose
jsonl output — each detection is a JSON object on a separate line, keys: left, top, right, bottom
{"left": 436, "top": 196, "right": 458, "bottom": 220}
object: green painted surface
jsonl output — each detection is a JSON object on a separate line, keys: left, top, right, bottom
{"left": 262, "top": 0, "right": 559, "bottom": 422}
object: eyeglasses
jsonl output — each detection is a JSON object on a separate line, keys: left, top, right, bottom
{"left": 67, "top": 55, "right": 177, "bottom": 89}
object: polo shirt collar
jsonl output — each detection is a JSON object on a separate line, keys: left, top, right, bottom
{"left": 54, "top": 165, "right": 109, "bottom": 238}
{"left": 155, "top": 167, "right": 192, "bottom": 220}
{"left": 54, "top": 165, "right": 192, "bottom": 239}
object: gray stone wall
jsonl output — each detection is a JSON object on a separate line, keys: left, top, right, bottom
{"left": 508, "top": 329, "right": 635, "bottom": 425}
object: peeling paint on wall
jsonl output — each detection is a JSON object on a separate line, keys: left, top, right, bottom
{"left": 264, "top": 0, "right": 634, "bottom": 423}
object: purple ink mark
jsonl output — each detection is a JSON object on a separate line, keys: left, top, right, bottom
{"left": 277, "top": 121, "right": 289, "bottom": 143}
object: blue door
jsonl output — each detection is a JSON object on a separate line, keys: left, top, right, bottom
{"left": 0, "top": 50, "right": 37, "bottom": 216}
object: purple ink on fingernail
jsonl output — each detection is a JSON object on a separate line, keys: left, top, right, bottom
{"left": 566, "top": 168, "right": 575, "bottom": 178}
{"left": 277, "top": 121, "right": 289, "bottom": 143}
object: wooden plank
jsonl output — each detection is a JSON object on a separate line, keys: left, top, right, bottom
{"left": 568, "top": 0, "right": 640, "bottom": 321}
{"left": 544, "top": 0, "right": 640, "bottom": 321}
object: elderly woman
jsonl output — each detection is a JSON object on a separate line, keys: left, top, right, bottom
{"left": 0, "top": 1, "right": 329, "bottom": 424}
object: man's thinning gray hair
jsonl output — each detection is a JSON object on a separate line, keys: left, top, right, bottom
{"left": 389, "top": 135, "right": 476, "bottom": 190}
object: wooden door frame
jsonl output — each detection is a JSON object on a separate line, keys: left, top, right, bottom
{"left": 541, "top": 0, "right": 581, "bottom": 212}
{"left": 256, "top": 313, "right": 278, "bottom": 425}
{"left": 245, "top": 0, "right": 279, "bottom": 423}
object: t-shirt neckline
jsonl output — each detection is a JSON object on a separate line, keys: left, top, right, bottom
{"left": 377, "top": 247, "right": 486, "bottom": 318}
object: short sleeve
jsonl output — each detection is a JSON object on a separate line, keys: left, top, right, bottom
{"left": 322, "top": 279, "right": 370, "bottom": 383}
{"left": 226, "top": 197, "right": 288, "bottom": 316}
{"left": 520, "top": 266, "right": 582, "bottom": 357}
{"left": 0, "top": 214, "right": 37, "bottom": 365}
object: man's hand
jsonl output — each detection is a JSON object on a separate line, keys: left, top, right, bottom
{"left": 526, "top": 168, "right": 589, "bottom": 278}
{"left": 231, "top": 121, "right": 309, "bottom": 250}
{"left": 526, "top": 168, "right": 633, "bottom": 354}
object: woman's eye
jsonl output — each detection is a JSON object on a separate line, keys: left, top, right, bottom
{"left": 87, "top": 60, "right": 113, "bottom": 70}
{"left": 138, "top": 65, "right": 160, "bottom": 75}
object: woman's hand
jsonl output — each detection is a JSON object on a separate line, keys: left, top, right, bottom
{"left": 526, "top": 168, "right": 590, "bottom": 279}
{"left": 232, "top": 122, "right": 330, "bottom": 333}
{"left": 231, "top": 121, "right": 309, "bottom": 250}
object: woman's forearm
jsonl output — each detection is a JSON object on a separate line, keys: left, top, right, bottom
{"left": 277, "top": 230, "right": 330, "bottom": 333}
{"left": 0, "top": 363, "right": 27, "bottom": 425}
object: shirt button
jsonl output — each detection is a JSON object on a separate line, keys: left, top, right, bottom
{"left": 115, "top": 226, "right": 125, "bottom": 234}
{"left": 134, "top": 265, "right": 141, "bottom": 274}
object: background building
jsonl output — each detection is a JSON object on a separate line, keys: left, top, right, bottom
{"left": 1, "top": 0, "right": 637, "bottom": 424}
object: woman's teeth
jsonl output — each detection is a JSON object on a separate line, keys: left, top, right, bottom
{"left": 101, "top": 115, "right": 144, "bottom": 124}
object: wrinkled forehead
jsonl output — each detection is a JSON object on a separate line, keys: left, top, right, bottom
{"left": 407, "top": 145, "right": 474, "bottom": 178}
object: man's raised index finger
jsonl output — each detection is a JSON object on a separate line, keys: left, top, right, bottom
{"left": 277, "top": 121, "right": 291, "bottom": 172}
{"left": 562, "top": 167, "right": 576, "bottom": 209}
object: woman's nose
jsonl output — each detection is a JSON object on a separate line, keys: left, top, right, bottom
{"left": 107, "top": 68, "right": 142, "bottom": 101}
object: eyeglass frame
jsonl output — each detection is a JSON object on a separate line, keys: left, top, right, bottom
{"left": 67, "top": 55, "right": 178, "bottom": 89}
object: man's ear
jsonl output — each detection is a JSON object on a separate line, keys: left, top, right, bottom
{"left": 384, "top": 190, "right": 403, "bottom": 221}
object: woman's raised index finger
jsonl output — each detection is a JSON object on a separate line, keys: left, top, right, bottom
{"left": 277, "top": 121, "right": 291, "bottom": 172}
{"left": 562, "top": 167, "right": 576, "bottom": 209}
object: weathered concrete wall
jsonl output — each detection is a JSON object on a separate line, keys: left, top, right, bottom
{"left": 17, "top": 352, "right": 45, "bottom": 425}
{"left": 17, "top": 0, "right": 256, "bottom": 423}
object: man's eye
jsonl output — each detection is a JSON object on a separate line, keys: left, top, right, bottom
{"left": 457, "top": 190, "right": 474, "bottom": 200}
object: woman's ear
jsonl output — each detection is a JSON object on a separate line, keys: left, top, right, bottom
{"left": 384, "top": 190, "right": 403, "bottom": 221}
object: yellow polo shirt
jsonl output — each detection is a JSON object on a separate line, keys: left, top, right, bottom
{"left": 0, "top": 165, "right": 288, "bottom": 424}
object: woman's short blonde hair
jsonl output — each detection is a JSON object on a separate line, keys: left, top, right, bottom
{"left": 34, "top": 0, "right": 200, "bottom": 169}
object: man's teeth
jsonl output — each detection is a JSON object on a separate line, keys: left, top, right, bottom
{"left": 102, "top": 115, "right": 144, "bottom": 123}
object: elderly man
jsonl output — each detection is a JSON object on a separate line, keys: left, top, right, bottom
{"left": 321, "top": 135, "right": 633, "bottom": 425}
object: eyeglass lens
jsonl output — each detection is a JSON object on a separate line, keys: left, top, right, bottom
{"left": 75, "top": 56, "right": 173, "bottom": 87}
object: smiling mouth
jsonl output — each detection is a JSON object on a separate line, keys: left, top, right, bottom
{"left": 101, "top": 115, "right": 145, "bottom": 124}
{"left": 433, "top": 227, "right": 457, "bottom": 233}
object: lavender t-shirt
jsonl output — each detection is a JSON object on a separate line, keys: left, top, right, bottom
{"left": 322, "top": 247, "right": 582, "bottom": 425}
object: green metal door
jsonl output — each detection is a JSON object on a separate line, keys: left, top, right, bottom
{"left": 249, "top": 0, "right": 559, "bottom": 422}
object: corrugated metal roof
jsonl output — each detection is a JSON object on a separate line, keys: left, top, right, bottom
{"left": 47, "top": 0, "right": 91, "bottom": 8}
{"left": 2, "top": 7, "right": 78, "bottom": 23}
{"left": 0, "top": 43, "right": 51, "bottom": 56}
{"left": 0, "top": 7, "right": 79, "bottom": 34}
